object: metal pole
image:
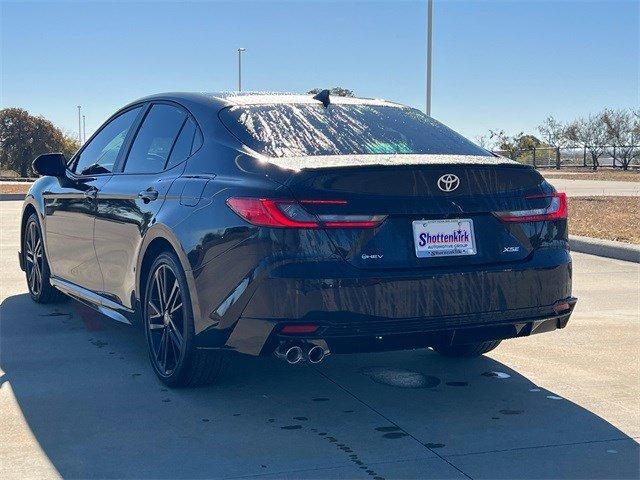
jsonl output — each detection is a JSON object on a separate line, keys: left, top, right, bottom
{"left": 237, "top": 48, "right": 246, "bottom": 92}
{"left": 82, "top": 115, "right": 86, "bottom": 143}
{"left": 77, "top": 106, "right": 82, "bottom": 144}
{"left": 426, "top": 0, "right": 433, "bottom": 116}
{"left": 532, "top": 147, "right": 536, "bottom": 168}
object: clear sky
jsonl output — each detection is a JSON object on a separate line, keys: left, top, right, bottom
{"left": 1, "top": 0, "right": 638, "bottom": 143}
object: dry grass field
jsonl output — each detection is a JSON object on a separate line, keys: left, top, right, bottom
{"left": 0, "top": 182, "right": 32, "bottom": 194}
{"left": 568, "top": 196, "right": 639, "bottom": 244}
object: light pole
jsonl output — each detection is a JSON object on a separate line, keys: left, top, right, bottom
{"left": 237, "top": 48, "right": 246, "bottom": 92}
{"left": 426, "top": 0, "right": 433, "bottom": 116}
{"left": 82, "top": 115, "right": 86, "bottom": 143}
{"left": 77, "top": 105, "right": 82, "bottom": 144}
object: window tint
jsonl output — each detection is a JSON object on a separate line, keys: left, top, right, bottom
{"left": 124, "top": 104, "right": 187, "bottom": 173}
{"left": 219, "top": 104, "right": 491, "bottom": 158}
{"left": 73, "top": 107, "right": 141, "bottom": 175}
{"left": 166, "top": 118, "right": 196, "bottom": 169}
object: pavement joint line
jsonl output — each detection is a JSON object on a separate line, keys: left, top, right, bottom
{"left": 312, "top": 367, "right": 474, "bottom": 480}
{"left": 442, "top": 436, "right": 636, "bottom": 458}
{"left": 220, "top": 460, "right": 354, "bottom": 479}
{"left": 220, "top": 454, "right": 460, "bottom": 480}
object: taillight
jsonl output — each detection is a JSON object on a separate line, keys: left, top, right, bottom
{"left": 226, "top": 197, "right": 386, "bottom": 229}
{"left": 495, "top": 192, "right": 567, "bottom": 222}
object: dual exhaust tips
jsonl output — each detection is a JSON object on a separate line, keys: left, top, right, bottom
{"left": 275, "top": 343, "right": 328, "bottom": 364}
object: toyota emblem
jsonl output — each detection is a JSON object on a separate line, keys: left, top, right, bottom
{"left": 437, "top": 174, "right": 460, "bottom": 192}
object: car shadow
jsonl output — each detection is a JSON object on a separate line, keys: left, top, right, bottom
{"left": 1, "top": 292, "right": 639, "bottom": 479}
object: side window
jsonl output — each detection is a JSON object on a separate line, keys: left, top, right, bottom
{"left": 123, "top": 104, "right": 186, "bottom": 174}
{"left": 166, "top": 118, "right": 196, "bottom": 169}
{"left": 73, "top": 107, "right": 141, "bottom": 175}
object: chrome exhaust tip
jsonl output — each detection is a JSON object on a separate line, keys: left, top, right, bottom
{"left": 307, "top": 345, "right": 327, "bottom": 364}
{"left": 284, "top": 345, "right": 304, "bottom": 364}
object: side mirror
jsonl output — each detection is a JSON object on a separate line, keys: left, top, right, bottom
{"left": 33, "top": 153, "right": 68, "bottom": 177}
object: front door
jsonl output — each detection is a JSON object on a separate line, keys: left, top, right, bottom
{"left": 44, "top": 106, "right": 143, "bottom": 292}
{"left": 43, "top": 175, "right": 110, "bottom": 291}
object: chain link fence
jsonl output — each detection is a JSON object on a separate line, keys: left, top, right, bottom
{"left": 492, "top": 146, "right": 640, "bottom": 170}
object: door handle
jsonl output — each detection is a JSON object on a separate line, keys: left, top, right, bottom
{"left": 83, "top": 187, "right": 98, "bottom": 199}
{"left": 138, "top": 188, "right": 159, "bottom": 202}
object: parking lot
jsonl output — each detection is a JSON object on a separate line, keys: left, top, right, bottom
{"left": 1, "top": 199, "right": 639, "bottom": 479}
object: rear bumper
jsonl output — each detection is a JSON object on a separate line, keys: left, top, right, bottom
{"left": 219, "top": 297, "right": 576, "bottom": 355}
{"left": 195, "top": 249, "right": 575, "bottom": 355}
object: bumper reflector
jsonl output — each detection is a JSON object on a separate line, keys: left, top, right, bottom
{"left": 281, "top": 324, "right": 319, "bottom": 334}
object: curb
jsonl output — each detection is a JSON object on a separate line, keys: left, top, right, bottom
{"left": 570, "top": 235, "right": 640, "bottom": 263}
{"left": 0, "top": 194, "right": 26, "bottom": 201}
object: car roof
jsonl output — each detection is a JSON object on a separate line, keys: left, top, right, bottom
{"left": 129, "top": 91, "right": 404, "bottom": 110}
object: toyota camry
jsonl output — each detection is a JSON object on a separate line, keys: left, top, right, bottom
{"left": 20, "top": 91, "right": 576, "bottom": 387}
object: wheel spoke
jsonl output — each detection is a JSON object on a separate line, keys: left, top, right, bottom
{"left": 169, "top": 334, "right": 180, "bottom": 369}
{"left": 29, "top": 223, "right": 37, "bottom": 254}
{"left": 28, "top": 265, "right": 36, "bottom": 289}
{"left": 165, "top": 280, "right": 179, "bottom": 312}
{"left": 32, "top": 265, "right": 39, "bottom": 294}
{"left": 161, "top": 266, "right": 169, "bottom": 307}
{"left": 34, "top": 238, "right": 43, "bottom": 260}
{"left": 167, "top": 322, "right": 183, "bottom": 349}
{"left": 148, "top": 323, "right": 165, "bottom": 330}
{"left": 169, "top": 301, "right": 182, "bottom": 315}
{"left": 155, "top": 329, "right": 166, "bottom": 365}
{"left": 161, "top": 330, "right": 169, "bottom": 373}
{"left": 34, "top": 264, "right": 42, "bottom": 293}
{"left": 154, "top": 268, "right": 165, "bottom": 310}
{"left": 148, "top": 300, "right": 162, "bottom": 319}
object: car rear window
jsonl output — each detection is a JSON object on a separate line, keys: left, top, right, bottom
{"left": 219, "top": 103, "right": 491, "bottom": 158}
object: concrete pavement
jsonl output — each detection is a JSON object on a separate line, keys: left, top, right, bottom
{"left": 544, "top": 178, "right": 639, "bottom": 197}
{"left": 1, "top": 200, "right": 639, "bottom": 479}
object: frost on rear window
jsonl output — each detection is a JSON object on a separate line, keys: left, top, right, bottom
{"left": 219, "top": 104, "right": 491, "bottom": 158}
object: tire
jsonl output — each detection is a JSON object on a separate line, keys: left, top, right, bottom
{"left": 23, "top": 213, "right": 65, "bottom": 303}
{"left": 143, "top": 251, "right": 226, "bottom": 387}
{"left": 432, "top": 340, "right": 501, "bottom": 358}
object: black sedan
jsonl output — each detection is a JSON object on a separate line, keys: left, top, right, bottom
{"left": 19, "top": 91, "right": 576, "bottom": 387}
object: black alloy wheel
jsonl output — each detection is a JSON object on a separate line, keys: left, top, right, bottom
{"left": 143, "top": 251, "right": 227, "bottom": 387}
{"left": 23, "top": 214, "right": 63, "bottom": 303}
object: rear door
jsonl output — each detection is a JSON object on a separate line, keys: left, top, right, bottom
{"left": 94, "top": 102, "right": 198, "bottom": 308}
{"left": 285, "top": 162, "right": 547, "bottom": 270}
{"left": 44, "top": 106, "right": 142, "bottom": 291}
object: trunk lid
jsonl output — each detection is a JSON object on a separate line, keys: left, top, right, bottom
{"left": 282, "top": 160, "right": 550, "bottom": 270}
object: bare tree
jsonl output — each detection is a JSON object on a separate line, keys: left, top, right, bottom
{"left": 538, "top": 116, "right": 566, "bottom": 147}
{"left": 602, "top": 108, "right": 640, "bottom": 170}
{"left": 489, "top": 130, "right": 518, "bottom": 159}
{"left": 564, "top": 113, "right": 609, "bottom": 170}
{"left": 474, "top": 133, "right": 491, "bottom": 150}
